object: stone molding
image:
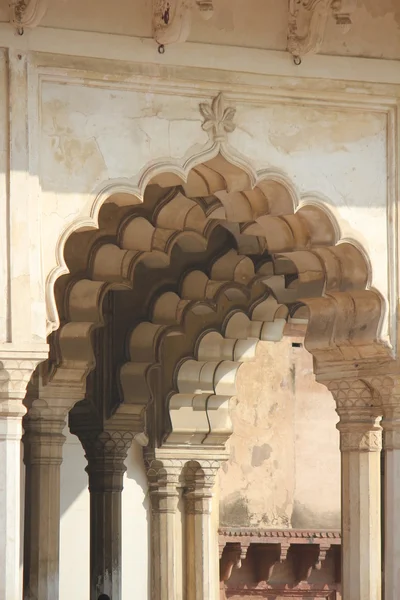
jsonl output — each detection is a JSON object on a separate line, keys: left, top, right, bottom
{"left": 287, "top": 0, "right": 357, "bottom": 60}
{"left": 219, "top": 528, "right": 341, "bottom": 540}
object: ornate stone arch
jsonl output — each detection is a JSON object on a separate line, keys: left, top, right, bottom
{"left": 39, "top": 146, "right": 389, "bottom": 453}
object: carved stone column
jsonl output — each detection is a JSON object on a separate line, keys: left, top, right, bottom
{"left": 376, "top": 376, "right": 400, "bottom": 600}
{"left": 79, "top": 429, "right": 134, "bottom": 600}
{"left": 22, "top": 397, "right": 74, "bottom": 600}
{"left": 145, "top": 453, "right": 181, "bottom": 600}
{"left": 328, "top": 379, "right": 382, "bottom": 600}
{"left": 0, "top": 349, "right": 47, "bottom": 600}
{"left": 183, "top": 460, "right": 220, "bottom": 600}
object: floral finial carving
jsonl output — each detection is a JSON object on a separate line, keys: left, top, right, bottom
{"left": 199, "top": 93, "right": 236, "bottom": 143}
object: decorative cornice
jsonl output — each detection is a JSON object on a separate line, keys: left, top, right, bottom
{"left": 9, "top": 0, "right": 49, "bottom": 33}
{"left": 219, "top": 527, "right": 341, "bottom": 540}
{"left": 153, "top": 0, "right": 214, "bottom": 47}
{"left": 199, "top": 93, "right": 236, "bottom": 143}
{"left": 287, "top": 0, "right": 357, "bottom": 62}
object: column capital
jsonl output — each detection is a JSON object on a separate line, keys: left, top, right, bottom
{"left": 145, "top": 455, "right": 181, "bottom": 513}
{"left": 0, "top": 344, "right": 48, "bottom": 410}
{"left": 79, "top": 429, "right": 135, "bottom": 493}
{"left": 327, "top": 378, "right": 381, "bottom": 414}
{"left": 327, "top": 378, "right": 382, "bottom": 452}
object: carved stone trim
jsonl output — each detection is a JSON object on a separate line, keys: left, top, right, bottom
{"left": 9, "top": 0, "right": 49, "bottom": 32}
{"left": 287, "top": 0, "right": 357, "bottom": 60}
{"left": 219, "top": 527, "right": 341, "bottom": 541}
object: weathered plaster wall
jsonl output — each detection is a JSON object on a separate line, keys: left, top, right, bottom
{"left": 219, "top": 339, "right": 341, "bottom": 529}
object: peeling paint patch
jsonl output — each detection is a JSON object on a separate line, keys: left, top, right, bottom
{"left": 251, "top": 443, "right": 272, "bottom": 467}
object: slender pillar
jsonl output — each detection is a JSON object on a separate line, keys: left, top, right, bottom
{"left": 329, "top": 379, "right": 382, "bottom": 600}
{"left": 81, "top": 430, "right": 134, "bottom": 600}
{"left": 381, "top": 384, "right": 400, "bottom": 600}
{"left": 22, "top": 408, "right": 66, "bottom": 600}
{"left": 0, "top": 352, "right": 47, "bottom": 600}
{"left": 0, "top": 400, "right": 26, "bottom": 600}
{"left": 184, "top": 460, "right": 220, "bottom": 600}
{"left": 146, "top": 456, "right": 180, "bottom": 600}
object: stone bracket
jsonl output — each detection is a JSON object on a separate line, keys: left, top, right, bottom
{"left": 219, "top": 529, "right": 341, "bottom": 586}
{"left": 153, "top": 0, "right": 214, "bottom": 46}
{"left": 287, "top": 0, "right": 357, "bottom": 61}
{"left": 9, "top": 0, "right": 49, "bottom": 32}
{"left": 252, "top": 542, "right": 290, "bottom": 583}
{"left": 219, "top": 543, "right": 246, "bottom": 582}
{"left": 292, "top": 542, "right": 331, "bottom": 582}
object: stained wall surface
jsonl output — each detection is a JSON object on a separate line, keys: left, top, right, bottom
{"left": 219, "top": 339, "right": 341, "bottom": 530}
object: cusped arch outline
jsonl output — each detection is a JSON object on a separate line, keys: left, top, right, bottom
{"left": 46, "top": 142, "right": 301, "bottom": 333}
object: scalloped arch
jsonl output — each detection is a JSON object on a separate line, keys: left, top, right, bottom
{"left": 46, "top": 144, "right": 302, "bottom": 333}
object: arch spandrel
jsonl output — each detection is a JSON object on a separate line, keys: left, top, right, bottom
{"left": 42, "top": 147, "right": 392, "bottom": 453}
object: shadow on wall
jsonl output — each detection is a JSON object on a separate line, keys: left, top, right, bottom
{"left": 60, "top": 428, "right": 88, "bottom": 518}
{"left": 123, "top": 440, "right": 150, "bottom": 600}
{"left": 59, "top": 430, "right": 151, "bottom": 600}
{"left": 291, "top": 501, "right": 340, "bottom": 530}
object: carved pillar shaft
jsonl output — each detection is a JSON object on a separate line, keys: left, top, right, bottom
{"left": 0, "top": 401, "right": 26, "bottom": 600}
{"left": 330, "top": 380, "right": 382, "bottom": 600}
{"left": 82, "top": 430, "right": 134, "bottom": 600}
{"left": 382, "top": 404, "right": 400, "bottom": 600}
{"left": 183, "top": 460, "right": 220, "bottom": 600}
{"left": 0, "top": 352, "right": 47, "bottom": 600}
{"left": 184, "top": 488, "right": 215, "bottom": 600}
{"left": 338, "top": 421, "right": 382, "bottom": 600}
{"left": 146, "top": 458, "right": 180, "bottom": 600}
{"left": 22, "top": 410, "right": 66, "bottom": 600}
